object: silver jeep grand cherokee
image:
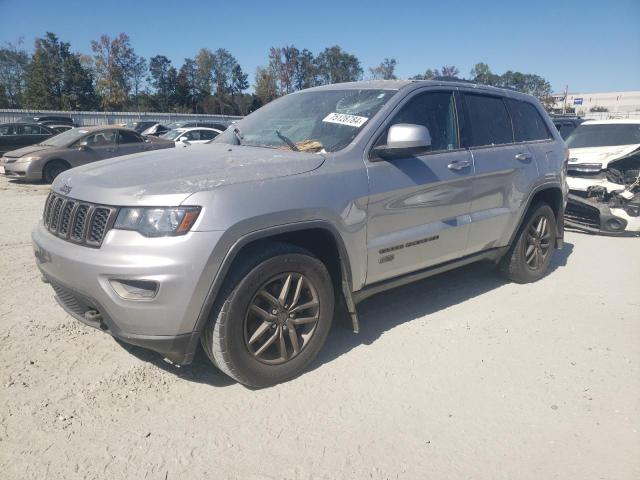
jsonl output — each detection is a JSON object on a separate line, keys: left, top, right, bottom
{"left": 32, "top": 80, "right": 568, "bottom": 387}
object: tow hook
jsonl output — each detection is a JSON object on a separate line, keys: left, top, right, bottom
{"left": 84, "top": 310, "right": 102, "bottom": 323}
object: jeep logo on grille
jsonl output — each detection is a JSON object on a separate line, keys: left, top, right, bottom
{"left": 60, "top": 184, "right": 72, "bottom": 195}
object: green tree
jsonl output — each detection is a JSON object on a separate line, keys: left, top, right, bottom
{"left": 175, "top": 58, "right": 199, "bottom": 112}
{"left": 439, "top": 65, "right": 460, "bottom": 79}
{"left": 0, "top": 40, "right": 29, "bottom": 107}
{"left": 254, "top": 66, "right": 278, "bottom": 105}
{"left": 194, "top": 48, "right": 215, "bottom": 98}
{"left": 91, "top": 33, "right": 137, "bottom": 110}
{"left": 230, "top": 64, "right": 249, "bottom": 97}
{"left": 369, "top": 58, "right": 397, "bottom": 80}
{"left": 410, "top": 68, "right": 438, "bottom": 80}
{"left": 294, "top": 49, "right": 316, "bottom": 90}
{"left": 24, "top": 32, "right": 97, "bottom": 110}
{"left": 148, "top": 55, "right": 177, "bottom": 111}
{"left": 469, "top": 62, "right": 500, "bottom": 86}
{"left": 315, "top": 46, "right": 362, "bottom": 84}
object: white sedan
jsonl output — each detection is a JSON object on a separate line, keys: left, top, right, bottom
{"left": 160, "top": 127, "right": 222, "bottom": 146}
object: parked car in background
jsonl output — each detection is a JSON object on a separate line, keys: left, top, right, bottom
{"left": 124, "top": 121, "right": 160, "bottom": 133}
{"left": 33, "top": 80, "right": 567, "bottom": 387}
{"left": 18, "top": 115, "right": 75, "bottom": 126}
{"left": 2, "top": 126, "right": 174, "bottom": 183}
{"left": 47, "top": 124, "right": 74, "bottom": 134}
{"left": 0, "top": 123, "right": 55, "bottom": 156}
{"left": 552, "top": 116, "right": 586, "bottom": 139}
{"left": 141, "top": 123, "right": 170, "bottom": 137}
{"left": 165, "top": 121, "right": 228, "bottom": 131}
{"left": 160, "top": 127, "right": 222, "bottom": 145}
{"left": 564, "top": 119, "right": 640, "bottom": 235}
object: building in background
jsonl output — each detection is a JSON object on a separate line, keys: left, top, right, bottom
{"left": 552, "top": 91, "right": 640, "bottom": 117}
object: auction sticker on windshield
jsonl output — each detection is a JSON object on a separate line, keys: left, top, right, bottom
{"left": 322, "top": 113, "right": 369, "bottom": 128}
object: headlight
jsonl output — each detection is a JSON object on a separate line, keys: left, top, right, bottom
{"left": 17, "top": 156, "right": 41, "bottom": 163}
{"left": 114, "top": 207, "right": 200, "bottom": 237}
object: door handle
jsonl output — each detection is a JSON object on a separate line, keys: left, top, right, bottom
{"left": 515, "top": 152, "right": 532, "bottom": 162}
{"left": 447, "top": 160, "right": 471, "bottom": 171}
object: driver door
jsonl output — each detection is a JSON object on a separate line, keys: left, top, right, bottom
{"left": 365, "top": 89, "right": 474, "bottom": 285}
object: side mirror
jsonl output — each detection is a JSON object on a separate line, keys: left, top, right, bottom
{"left": 77, "top": 141, "right": 89, "bottom": 151}
{"left": 179, "top": 136, "right": 190, "bottom": 146}
{"left": 372, "top": 124, "right": 431, "bottom": 160}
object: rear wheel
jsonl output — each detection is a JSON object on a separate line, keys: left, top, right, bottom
{"left": 43, "top": 160, "right": 69, "bottom": 184}
{"left": 201, "top": 243, "right": 334, "bottom": 387}
{"left": 499, "top": 202, "right": 556, "bottom": 283}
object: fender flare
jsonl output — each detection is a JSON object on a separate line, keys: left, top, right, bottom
{"left": 507, "top": 182, "right": 565, "bottom": 249}
{"left": 191, "top": 220, "right": 357, "bottom": 338}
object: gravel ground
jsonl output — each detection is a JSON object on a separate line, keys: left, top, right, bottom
{"left": 0, "top": 174, "right": 638, "bottom": 480}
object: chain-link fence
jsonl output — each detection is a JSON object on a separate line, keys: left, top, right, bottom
{"left": 0, "top": 109, "right": 243, "bottom": 126}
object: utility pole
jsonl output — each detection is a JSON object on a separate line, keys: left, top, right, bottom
{"left": 562, "top": 85, "right": 568, "bottom": 115}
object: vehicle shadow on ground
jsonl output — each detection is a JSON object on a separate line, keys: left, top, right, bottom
{"left": 115, "top": 340, "right": 236, "bottom": 387}
{"left": 309, "top": 242, "right": 574, "bottom": 374}
{"left": 117, "top": 243, "right": 573, "bottom": 388}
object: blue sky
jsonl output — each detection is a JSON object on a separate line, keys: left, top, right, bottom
{"left": 1, "top": 0, "right": 639, "bottom": 93}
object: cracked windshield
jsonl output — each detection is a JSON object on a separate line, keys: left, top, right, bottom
{"left": 214, "top": 89, "right": 396, "bottom": 153}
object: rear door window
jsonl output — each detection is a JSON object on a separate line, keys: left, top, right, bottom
{"left": 463, "top": 94, "right": 514, "bottom": 147}
{"left": 118, "top": 130, "right": 143, "bottom": 144}
{"left": 83, "top": 130, "right": 117, "bottom": 146}
{"left": 507, "top": 99, "right": 552, "bottom": 142}
{"left": 184, "top": 130, "right": 201, "bottom": 141}
{"left": 199, "top": 130, "right": 218, "bottom": 141}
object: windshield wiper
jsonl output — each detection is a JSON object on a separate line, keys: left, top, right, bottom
{"left": 275, "top": 130, "right": 299, "bottom": 151}
{"left": 233, "top": 127, "right": 244, "bottom": 145}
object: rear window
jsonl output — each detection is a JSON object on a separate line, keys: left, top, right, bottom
{"left": 464, "top": 94, "right": 513, "bottom": 147}
{"left": 508, "top": 99, "right": 552, "bottom": 142}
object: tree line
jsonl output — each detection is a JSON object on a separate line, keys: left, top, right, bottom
{"left": 0, "top": 32, "right": 554, "bottom": 115}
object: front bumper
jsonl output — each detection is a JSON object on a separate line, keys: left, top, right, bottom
{"left": 2, "top": 160, "right": 41, "bottom": 181}
{"left": 32, "top": 222, "right": 224, "bottom": 364}
{"left": 565, "top": 194, "right": 640, "bottom": 237}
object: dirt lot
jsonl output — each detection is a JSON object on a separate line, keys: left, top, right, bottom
{"left": 0, "top": 174, "right": 638, "bottom": 480}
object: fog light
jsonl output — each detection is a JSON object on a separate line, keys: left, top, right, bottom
{"left": 109, "top": 279, "right": 158, "bottom": 300}
{"left": 606, "top": 218, "right": 626, "bottom": 231}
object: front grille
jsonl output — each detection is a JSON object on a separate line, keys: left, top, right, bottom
{"left": 565, "top": 200, "right": 600, "bottom": 229}
{"left": 42, "top": 193, "right": 117, "bottom": 248}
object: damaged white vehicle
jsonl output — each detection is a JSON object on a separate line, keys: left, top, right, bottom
{"left": 565, "top": 119, "right": 640, "bottom": 236}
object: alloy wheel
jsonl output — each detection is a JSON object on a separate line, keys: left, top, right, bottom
{"left": 244, "top": 273, "right": 320, "bottom": 365}
{"left": 524, "top": 215, "right": 552, "bottom": 270}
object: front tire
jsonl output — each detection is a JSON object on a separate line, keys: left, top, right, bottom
{"left": 43, "top": 160, "right": 69, "bottom": 184}
{"left": 201, "top": 243, "right": 335, "bottom": 387}
{"left": 499, "top": 202, "right": 556, "bottom": 283}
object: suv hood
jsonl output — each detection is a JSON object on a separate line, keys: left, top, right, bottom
{"left": 568, "top": 144, "right": 640, "bottom": 169}
{"left": 53, "top": 143, "right": 326, "bottom": 206}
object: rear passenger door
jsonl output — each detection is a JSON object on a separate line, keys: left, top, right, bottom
{"left": 117, "top": 129, "right": 150, "bottom": 155}
{"left": 365, "top": 89, "right": 474, "bottom": 284}
{"left": 460, "top": 92, "right": 539, "bottom": 253}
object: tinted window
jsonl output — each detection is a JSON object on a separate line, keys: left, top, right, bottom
{"left": 83, "top": 130, "right": 117, "bottom": 146}
{"left": 379, "top": 91, "right": 459, "bottom": 151}
{"left": 508, "top": 99, "right": 551, "bottom": 142}
{"left": 23, "top": 125, "right": 47, "bottom": 135}
{"left": 184, "top": 130, "right": 201, "bottom": 141}
{"left": 0, "top": 125, "right": 15, "bottom": 135}
{"left": 464, "top": 94, "right": 513, "bottom": 147}
{"left": 199, "top": 130, "right": 217, "bottom": 140}
{"left": 119, "top": 130, "right": 143, "bottom": 143}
